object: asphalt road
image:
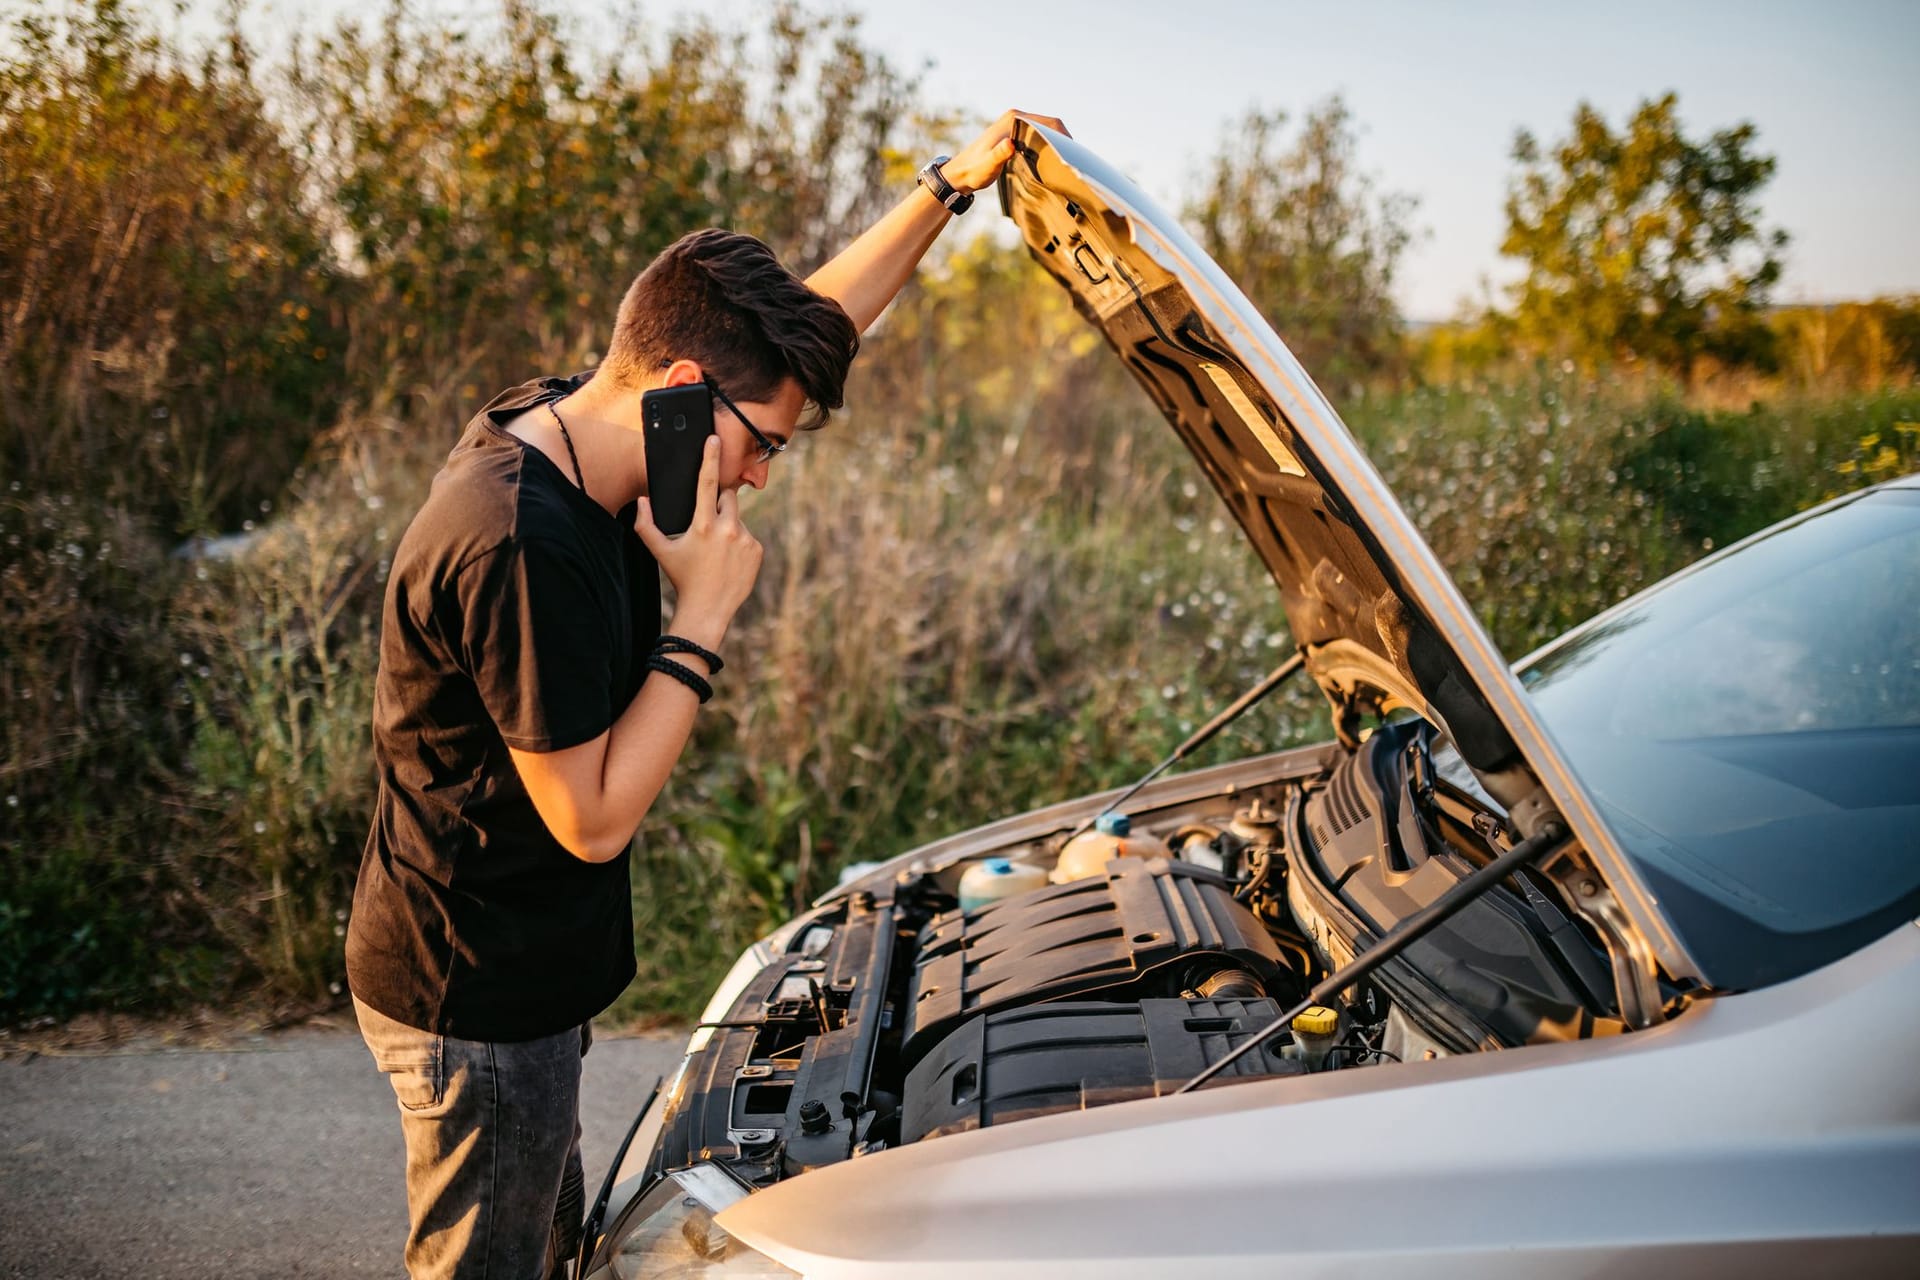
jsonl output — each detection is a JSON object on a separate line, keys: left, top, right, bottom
{"left": 0, "top": 1023, "right": 684, "bottom": 1278}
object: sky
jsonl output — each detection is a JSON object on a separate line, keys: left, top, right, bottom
{"left": 156, "top": 0, "right": 1920, "bottom": 320}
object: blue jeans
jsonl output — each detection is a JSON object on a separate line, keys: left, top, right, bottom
{"left": 354, "top": 996, "right": 589, "bottom": 1280}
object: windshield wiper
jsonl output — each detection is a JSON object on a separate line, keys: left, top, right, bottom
{"left": 1060, "top": 650, "right": 1307, "bottom": 846}
{"left": 1174, "top": 822, "right": 1571, "bottom": 1094}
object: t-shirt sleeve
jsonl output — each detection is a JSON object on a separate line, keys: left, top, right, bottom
{"left": 453, "top": 537, "right": 616, "bottom": 752}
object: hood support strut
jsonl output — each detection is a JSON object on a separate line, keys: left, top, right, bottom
{"left": 1060, "top": 650, "right": 1307, "bottom": 847}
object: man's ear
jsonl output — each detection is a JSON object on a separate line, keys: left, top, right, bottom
{"left": 661, "top": 358, "right": 704, "bottom": 388}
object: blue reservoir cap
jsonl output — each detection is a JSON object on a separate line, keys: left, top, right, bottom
{"left": 1094, "top": 811, "right": 1132, "bottom": 837}
{"left": 984, "top": 858, "right": 1014, "bottom": 876}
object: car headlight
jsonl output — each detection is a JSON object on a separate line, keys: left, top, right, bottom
{"left": 593, "top": 1163, "right": 799, "bottom": 1279}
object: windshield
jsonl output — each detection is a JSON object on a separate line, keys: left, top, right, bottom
{"left": 1516, "top": 484, "right": 1920, "bottom": 991}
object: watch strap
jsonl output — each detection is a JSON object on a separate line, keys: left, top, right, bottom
{"left": 917, "top": 155, "right": 975, "bottom": 215}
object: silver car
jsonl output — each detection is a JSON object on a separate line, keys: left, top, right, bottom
{"left": 580, "top": 121, "right": 1920, "bottom": 1278}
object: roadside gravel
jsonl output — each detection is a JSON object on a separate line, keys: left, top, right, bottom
{"left": 0, "top": 1019, "right": 684, "bottom": 1278}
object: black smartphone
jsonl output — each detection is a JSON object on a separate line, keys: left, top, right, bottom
{"left": 641, "top": 383, "right": 715, "bottom": 536}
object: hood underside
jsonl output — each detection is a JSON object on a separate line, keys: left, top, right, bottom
{"left": 996, "top": 121, "right": 1698, "bottom": 1002}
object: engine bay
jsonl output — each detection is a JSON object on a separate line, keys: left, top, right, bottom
{"left": 643, "top": 722, "right": 1624, "bottom": 1189}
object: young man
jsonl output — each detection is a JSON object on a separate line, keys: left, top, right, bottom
{"left": 346, "top": 111, "right": 1065, "bottom": 1279}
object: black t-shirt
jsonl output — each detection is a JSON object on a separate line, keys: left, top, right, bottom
{"left": 346, "top": 372, "right": 659, "bottom": 1041}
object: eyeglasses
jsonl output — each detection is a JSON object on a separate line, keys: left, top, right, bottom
{"left": 704, "top": 376, "right": 788, "bottom": 467}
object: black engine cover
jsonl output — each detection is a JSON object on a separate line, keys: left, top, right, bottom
{"left": 901, "top": 997, "right": 1304, "bottom": 1142}
{"left": 1298, "top": 722, "right": 1612, "bottom": 1047}
{"left": 901, "top": 857, "right": 1285, "bottom": 1062}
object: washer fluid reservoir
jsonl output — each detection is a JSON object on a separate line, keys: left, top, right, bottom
{"left": 1052, "top": 812, "right": 1171, "bottom": 884}
{"left": 958, "top": 858, "right": 1051, "bottom": 911}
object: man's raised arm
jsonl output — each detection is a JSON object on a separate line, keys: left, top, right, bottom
{"left": 807, "top": 110, "right": 1068, "bottom": 334}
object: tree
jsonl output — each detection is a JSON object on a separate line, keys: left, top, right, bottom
{"left": 1187, "top": 97, "right": 1415, "bottom": 389}
{"left": 1501, "top": 92, "right": 1788, "bottom": 376}
{"left": 287, "top": 0, "right": 918, "bottom": 396}
{"left": 0, "top": 0, "right": 343, "bottom": 533}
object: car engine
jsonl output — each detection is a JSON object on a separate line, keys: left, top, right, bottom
{"left": 644, "top": 725, "right": 1619, "bottom": 1189}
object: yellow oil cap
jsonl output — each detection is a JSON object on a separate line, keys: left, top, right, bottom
{"left": 1292, "top": 1006, "right": 1339, "bottom": 1036}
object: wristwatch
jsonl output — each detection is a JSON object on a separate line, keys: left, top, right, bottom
{"left": 916, "top": 156, "right": 974, "bottom": 215}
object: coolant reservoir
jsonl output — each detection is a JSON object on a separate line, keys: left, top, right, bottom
{"left": 958, "top": 858, "right": 1051, "bottom": 911}
{"left": 1051, "top": 812, "right": 1171, "bottom": 884}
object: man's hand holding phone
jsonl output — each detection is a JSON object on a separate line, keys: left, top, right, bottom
{"left": 512, "top": 437, "right": 758, "bottom": 864}
{"left": 634, "top": 436, "right": 762, "bottom": 650}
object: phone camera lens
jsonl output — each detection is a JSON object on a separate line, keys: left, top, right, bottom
{"left": 672, "top": 413, "right": 687, "bottom": 432}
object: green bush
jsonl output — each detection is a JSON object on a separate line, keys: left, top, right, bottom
{"left": 169, "top": 453, "right": 403, "bottom": 1002}
{"left": 0, "top": 492, "right": 202, "bottom": 1018}
{"left": 287, "top": 0, "right": 920, "bottom": 399}
{"left": 0, "top": 0, "right": 346, "bottom": 538}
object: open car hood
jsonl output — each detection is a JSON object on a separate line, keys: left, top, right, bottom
{"left": 998, "top": 122, "right": 1699, "bottom": 1014}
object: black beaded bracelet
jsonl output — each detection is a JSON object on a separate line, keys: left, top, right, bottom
{"left": 654, "top": 633, "right": 723, "bottom": 674}
{"left": 647, "top": 654, "right": 714, "bottom": 704}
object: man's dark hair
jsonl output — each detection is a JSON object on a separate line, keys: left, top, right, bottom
{"left": 602, "top": 228, "right": 859, "bottom": 431}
